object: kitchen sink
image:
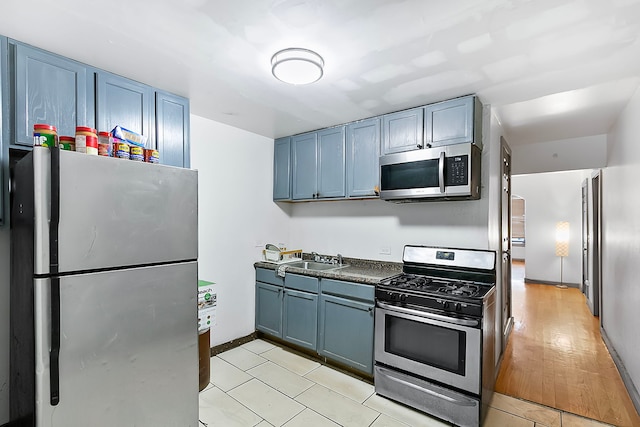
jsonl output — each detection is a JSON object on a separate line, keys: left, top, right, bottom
{"left": 287, "top": 261, "right": 349, "bottom": 271}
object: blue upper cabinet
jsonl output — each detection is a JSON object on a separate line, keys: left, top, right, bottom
{"left": 13, "top": 41, "right": 93, "bottom": 147}
{"left": 292, "top": 127, "right": 346, "bottom": 200}
{"left": 382, "top": 107, "right": 424, "bottom": 155}
{"left": 425, "top": 95, "right": 482, "bottom": 149}
{"left": 292, "top": 132, "right": 318, "bottom": 200}
{"left": 317, "top": 126, "right": 346, "bottom": 199}
{"left": 346, "top": 118, "right": 380, "bottom": 198}
{"left": 273, "top": 137, "right": 291, "bottom": 200}
{"left": 156, "top": 90, "right": 190, "bottom": 168}
{"left": 96, "top": 71, "right": 154, "bottom": 147}
{"left": 1, "top": 36, "right": 7, "bottom": 226}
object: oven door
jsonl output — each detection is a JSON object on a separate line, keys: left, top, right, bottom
{"left": 375, "top": 302, "right": 481, "bottom": 394}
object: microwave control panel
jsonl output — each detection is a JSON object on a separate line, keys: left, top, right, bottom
{"left": 445, "top": 155, "right": 469, "bottom": 186}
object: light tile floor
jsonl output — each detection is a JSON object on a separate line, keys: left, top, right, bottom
{"left": 199, "top": 339, "right": 614, "bottom": 427}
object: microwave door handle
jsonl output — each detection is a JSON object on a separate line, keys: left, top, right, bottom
{"left": 438, "top": 151, "right": 445, "bottom": 194}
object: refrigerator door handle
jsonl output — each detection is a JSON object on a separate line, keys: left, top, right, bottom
{"left": 50, "top": 277, "right": 61, "bottom": 405}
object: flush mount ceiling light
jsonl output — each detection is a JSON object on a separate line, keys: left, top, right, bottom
{"left": 271, "top": 48, "right": 324, "bottom": 85}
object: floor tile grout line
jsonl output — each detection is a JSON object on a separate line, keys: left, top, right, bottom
{"left": 199, "top": 384, "right": 267, "bottom": 426}
{"left": 227, "top": 376, "right": 307, "bottom": 427}
{"left": 246, "top": 360, "right": 318, "bottom": 400}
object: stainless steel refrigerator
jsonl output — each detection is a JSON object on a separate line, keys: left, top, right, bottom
{"left": 10, "top": 146, "right": 199, "bottom": 426}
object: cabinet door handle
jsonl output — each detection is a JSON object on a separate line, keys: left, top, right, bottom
{"left": 417, "top": 144, "right": 423, "bottom": 149}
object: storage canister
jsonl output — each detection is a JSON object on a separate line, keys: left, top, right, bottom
{"left": 75, "top": 127, "right": 98, "bottom": 153}
{"left": 113, "top": 137, "right": 130, "bottom": 159}
{"left": 98, "top": 131, "right": 113, "bottom": 156}
{"left": 33, "top": 124, "right": 58, "bottom": 148}
{"left": 85, "top": 135, "right": 99, "bottom": 155}
{"left": 130, "top": 145, "right": 144, "bottom": 162}
{"left": 59, "top": 136, "right": 75, "bottom": 151}
{"left": 144, "top": 149, "right": 160, "bottom": 164}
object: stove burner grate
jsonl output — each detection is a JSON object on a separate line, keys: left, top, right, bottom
{"left": 438, "top": 283, "right": 480, "bottom": 297}
{"left": 382, "top": 274, "right": 488, "bottom": 299}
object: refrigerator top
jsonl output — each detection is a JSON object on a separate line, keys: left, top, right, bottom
{"left": 20, "top": 147, "right": 198, "bottom": 275}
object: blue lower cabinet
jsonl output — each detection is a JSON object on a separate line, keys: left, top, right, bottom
{"left": 318, "top": 294, "right": 374, "bottom": 374}
{"left": 255, "top": 281, "right": 283, "bottom": 338}
{"left": 283, "top": 289, "right": 318, "bottom": 351}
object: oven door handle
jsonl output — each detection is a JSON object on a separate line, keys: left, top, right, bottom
{"left": 377, "top": 367, "right": 477, "bottom": 407}
{"left": 376, "top": 302, "right": 479, "bottom": 327}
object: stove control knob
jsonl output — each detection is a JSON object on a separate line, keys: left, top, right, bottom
{"left": 455, "top": 303, "right": 462, "bottom": 311}
{"left": 387, "top": 292, "right": 396, "bottom": 300}
{"left": 443, "top": 301, "right": 451, "bottom": 310}
{"left": 399, "top": 294, "right": 408, "bottom": 302}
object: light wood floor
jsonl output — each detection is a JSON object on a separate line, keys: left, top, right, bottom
{"left": 495, "top": 261, "right": 640, "bottom": 427}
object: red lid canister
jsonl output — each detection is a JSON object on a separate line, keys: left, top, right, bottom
{"left": 76, "top": 126, "right": 97, "bottom": 135}
{"left": 34, "top": 124, "right": 57, "bottom": 133}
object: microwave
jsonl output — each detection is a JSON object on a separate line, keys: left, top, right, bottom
{"left": 379, "top": 143, "right": 481, "bottom": 202}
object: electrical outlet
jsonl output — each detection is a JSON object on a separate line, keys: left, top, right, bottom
{"left": 380, "top": 246, "right": 391, "bottom": 255}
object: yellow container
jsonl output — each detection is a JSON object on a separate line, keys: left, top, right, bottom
{"left": 33, "top": 124, "right": 58, "bottom": 147}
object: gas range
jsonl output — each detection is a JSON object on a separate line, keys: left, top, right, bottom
{"left": 374, "top": 245, "right": 498, "bottom": 427}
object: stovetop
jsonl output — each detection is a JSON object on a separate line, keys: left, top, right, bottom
{"left": 376, "top": 245, "right": 497, "bottom": 319}
{"left": 379, "top": 273, "right": 493, "bottom": 299}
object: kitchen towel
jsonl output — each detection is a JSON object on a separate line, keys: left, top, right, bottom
{"left": 277, "top": 264, "right": 288, "bottom": 278}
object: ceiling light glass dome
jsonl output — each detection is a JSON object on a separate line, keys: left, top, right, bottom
{"left": 271, "top": 48, "right": 324, "bottom": 85}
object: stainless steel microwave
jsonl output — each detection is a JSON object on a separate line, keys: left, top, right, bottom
{"left": 379, "top": 143, "right": 481, "bottom": 202}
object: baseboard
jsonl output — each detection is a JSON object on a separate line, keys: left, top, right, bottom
{"left": 209, "top": 332, "right": 258, "bottom": 357}
{"left": 601, "top": 328, "right": 640, "bottom": 416}
{"left": 523, "top": 277, "right": 580, "bottom": 288}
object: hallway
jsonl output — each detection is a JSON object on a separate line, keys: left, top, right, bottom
{"left": 495, "top": 261, "right": 640, "bottom": 426}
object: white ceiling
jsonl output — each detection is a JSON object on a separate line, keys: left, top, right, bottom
{"left": 2, "top": 0, "right": 640, "bottom": 146}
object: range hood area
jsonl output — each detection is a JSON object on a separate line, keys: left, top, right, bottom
{"left": 379, "top": 142, "right": 482, "bottom": 202}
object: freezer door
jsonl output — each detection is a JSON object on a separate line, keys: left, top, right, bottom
{"left": 34, "top": 262, "right": 198, "bottom": 427}
{"left": 31, "top": 147, "right": 198, "bottom": 274}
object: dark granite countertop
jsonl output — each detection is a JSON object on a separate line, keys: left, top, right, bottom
{"left": 254, "top": 255, "right": 402, "bottom": 285}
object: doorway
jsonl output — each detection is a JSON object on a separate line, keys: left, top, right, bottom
{"left": 500, "top": 137, "right": 513, "bottom": 346}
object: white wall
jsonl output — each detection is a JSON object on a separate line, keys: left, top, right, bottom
{"left": 512, "top": 170, "right": 591, "bottom": 286}
{"left": 190, "top": 115, "right": 290, "bottom": 347}
{"left": 602, "top": 85, "right": 640, "bottom": 401}
{"left": 511, "top": 135, "right": 607, "bottom": 175}
{"left": 289, "top": 197, "right": 490, "bottom": 261}
{"left": 0, "top": 228, "right": 9, "bottom": 424}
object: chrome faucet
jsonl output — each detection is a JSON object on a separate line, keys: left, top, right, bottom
{"left": 337, "top": 253, "right": 343, "bottom": 265}
{"left": 330, "top": 253, "right": 343, "bottom": 265}
{"left": 311, "top": 252, "right": 320, "bottom": 262}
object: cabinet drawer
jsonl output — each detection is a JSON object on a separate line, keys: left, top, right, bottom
{"left": 285, "top": 274, "right": 319, "bottom": 293}
{"left": 256, "top": 267, "right": 284, "bottom": 286}
{"left": 321, "top": 279, "right": 374, "bottom": 302}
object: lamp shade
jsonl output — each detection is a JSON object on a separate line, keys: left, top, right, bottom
{"left": 555, "top": 221, "right": 570, "bottom": 257}
{"left": 271, "top": 48, "right": 324, "bottom": 85}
